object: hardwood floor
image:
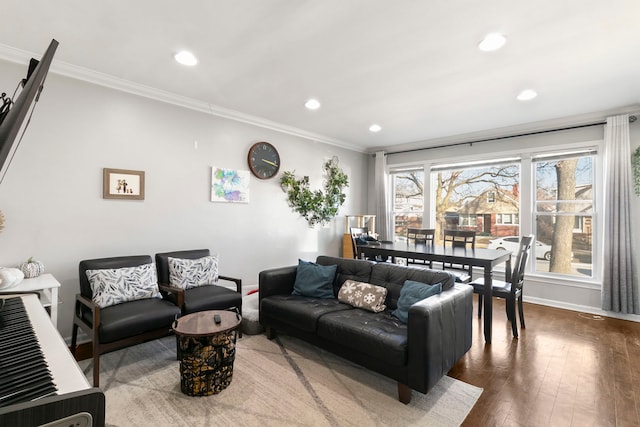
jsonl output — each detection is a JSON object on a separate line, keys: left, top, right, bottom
{"left": 449, "top": 298, "right": 640, "bottom": 427}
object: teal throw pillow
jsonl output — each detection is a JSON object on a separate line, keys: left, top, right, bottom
{"left": 392, "top": 280, "right": 442, "bottom": 323}
{"left": 292, "top": 259, "right": 337, "bottom": 299}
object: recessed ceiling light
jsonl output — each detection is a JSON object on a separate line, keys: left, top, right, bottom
{"left": 478, "top": 33, "right": 506, "bottom": 52}
{"left": 305, "top": 98, "right": 321, "bottom": 110}
{"left": 369, "top": 124, "right": 382, "bottom": 133}
{"left": 174, "top": 50, "right": 198, "bottom": 66}
{"left": 517, "top": 89, "right": 538, "bottom": 101}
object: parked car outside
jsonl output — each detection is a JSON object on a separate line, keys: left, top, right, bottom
{"left": 488, "top": 236, "right": 553, "bottom": 260}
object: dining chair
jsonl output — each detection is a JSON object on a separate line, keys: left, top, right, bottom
{"left": 406, "top": 228, "right": 435, "bottom": 267}
{"left": 442, "top": 229, "right": 476, "bottom": 282}
{"left": 350, "top": 227, "right": 369, "bottom": 259}
{"left": 469, "top": 234, "right": 533, "bottom": 338}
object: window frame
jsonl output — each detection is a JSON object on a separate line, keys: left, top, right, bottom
{"left": 387, "top": 140, "right": 603, "bottom": 285}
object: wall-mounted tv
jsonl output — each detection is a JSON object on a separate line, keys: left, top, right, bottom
{"left": 0, "top": 39, "right": 58, "bottom": 185}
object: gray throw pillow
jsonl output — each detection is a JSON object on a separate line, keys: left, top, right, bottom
{"left": 291, "top": 259, "right": 337, "bottom": 299}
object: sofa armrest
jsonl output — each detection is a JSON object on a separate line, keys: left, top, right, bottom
{"left": 219, "top": 275, "right": 242, "bottom": 293}
{"left": 259, "top": 265, "right": 297, "bottom": 299}
{"left": 406, "top": 283, "right": 473, "bottom": 394}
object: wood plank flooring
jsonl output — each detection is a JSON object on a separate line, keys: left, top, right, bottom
{"left": 449, "top": 298, "right": 640, "bottom": 427}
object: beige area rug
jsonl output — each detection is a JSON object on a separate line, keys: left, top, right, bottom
{"left": 79, "top": 334, "right": 482, "bottom": 427}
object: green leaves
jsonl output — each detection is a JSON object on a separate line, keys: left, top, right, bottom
{"left": 280, "top": 157, "right": 349, "bottom": 227}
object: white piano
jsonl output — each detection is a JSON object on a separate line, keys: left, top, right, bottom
{"left": 0, "top": 294, "right": 105, "bottom": 426}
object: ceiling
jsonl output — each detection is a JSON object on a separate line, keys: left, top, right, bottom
{"left": 1, "top": 1, "right": 639, "bottom": 153}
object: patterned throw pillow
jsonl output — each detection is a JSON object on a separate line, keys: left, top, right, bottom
{"left": 86, "top": 263, "right": 162, "bottom": 308}
{"left": 168, "top": 255, "right": 219, "bottom": 290}
{"left": 338, "top": 280, "right": 387, "bottom": 313}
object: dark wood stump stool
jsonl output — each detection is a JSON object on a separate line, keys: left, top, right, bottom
{"left": 173, "top": 310, "right": 241, "bottom": 396}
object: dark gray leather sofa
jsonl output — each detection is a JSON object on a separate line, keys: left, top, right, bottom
{"left": 259, "top": 255, "right": 473, "bottom": 404}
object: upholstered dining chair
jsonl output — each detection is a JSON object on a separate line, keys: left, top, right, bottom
{"left": 442, "top": 229, "right": 476, "bottom": 282}
{"left": 154, "top": 249, "right": 243, "bottom": 336}
{"left": 469, "top": 235, "right": 533, "bottom": 338}
{"left": 71, "top": 255, "right": 182, "bottom": 387}
{"left": 406, "top": 228, "right": 435, "bottom": 267}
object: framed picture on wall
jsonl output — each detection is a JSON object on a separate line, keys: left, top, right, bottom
{"left": 103, "top": 168, "right": 145, "bottom": 200}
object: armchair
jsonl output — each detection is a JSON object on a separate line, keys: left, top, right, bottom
{"left": 70, "top": 255, "right": 182, "bottom": 387}
{"left": 154, "top": 249, "right": 243, "bottom": 336}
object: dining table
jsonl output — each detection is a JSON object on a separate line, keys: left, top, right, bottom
{"left": 357, "top": 241, "right": 512, "bottom": 344}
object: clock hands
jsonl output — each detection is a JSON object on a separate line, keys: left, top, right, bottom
{"left": 261, "top": 159, "right": 279, "bottom": 167}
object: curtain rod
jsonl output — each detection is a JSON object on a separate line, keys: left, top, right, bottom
{"left": 385, "top": 115, "right": 637, "bottom": 156}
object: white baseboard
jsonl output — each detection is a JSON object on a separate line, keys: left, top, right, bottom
{"left": 524, "top": 296, "right": 640, "bottom": 323}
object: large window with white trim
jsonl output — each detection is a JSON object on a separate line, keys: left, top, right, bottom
{"left": 533, "top": 150, "right": 595, "bottom": 277}
{"left": 389, "top": 145, "right": 599, "bottom": 280}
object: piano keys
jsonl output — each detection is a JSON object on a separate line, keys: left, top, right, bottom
{"left": 0, "top": 294, "right": 105, "bottom": 426}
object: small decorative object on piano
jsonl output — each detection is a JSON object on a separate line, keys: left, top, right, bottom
{"left": 0, "top": 267, "right": 24, "bottom": 289}
{"left": 19, "top": 256, "right": 44, "bottom": 278}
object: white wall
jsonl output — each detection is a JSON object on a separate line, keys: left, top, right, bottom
{"left": 0, "top": 60, "right": 369, "bottom": 340}
{"left": 386, "top": 121, "right": 640, "bottom": 321}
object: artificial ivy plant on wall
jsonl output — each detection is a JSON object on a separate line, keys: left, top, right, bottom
{"left": 280, "top": 157, "right": 349, "bottom": 227}
{"left": 633, "top": 147, "right": 640, "bottom": 196}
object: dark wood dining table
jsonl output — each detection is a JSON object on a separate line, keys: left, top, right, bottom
{"left": 358, "top": 241, "right": 512, "bottom": 344}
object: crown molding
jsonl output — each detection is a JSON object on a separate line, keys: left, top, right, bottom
{"left": 0, "top": 43, "right": 366, "bottom": 153}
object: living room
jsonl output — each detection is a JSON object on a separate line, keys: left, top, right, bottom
{"left": 1, "top": 2, "right": 640, "bottom": 426}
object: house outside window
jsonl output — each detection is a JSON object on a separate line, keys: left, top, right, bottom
{"left": 496, "top": 213, "right": 519, "bottom": 224}
{"left": 459, "top": 214, "right": 477, "bottom": 227}
{"left": 431, "top": 160, "right": 520, "bottom": 238}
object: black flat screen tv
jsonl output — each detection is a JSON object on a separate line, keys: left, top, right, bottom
{"left": 0, "top": 39, "right": 58, "bottom": 185}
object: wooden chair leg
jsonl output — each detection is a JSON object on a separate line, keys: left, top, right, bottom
{"left": 265, "top": 326, "right": 276, "bottom": 340}
{"left": 477, "top": 293, "right": 483, "bottom": 318}
{"left": 93, "top": 353, "right": 100, "bottom": 387}
{"left": 518, "top": 296, "right": 525, "bottom": 329}
{"left": 70, "top": 323, "right": 78, "bottom": 355}
{"left": 92, "top": 339, "right": 100, "bottom": 387}
{"left": 506, "top": 298, "right": 518, "bottom": 338}
{"left": 398, "top": 383, "right": 411, "bottom": 404}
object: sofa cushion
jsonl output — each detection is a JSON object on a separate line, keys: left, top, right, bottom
{"left": 260, "top": 295, "right": 351, "bottom": 332}
{"left": 337, "top": 280, "right": 387, "bottom": 313}
{"left": 392, "top": 280, "right": 443, "bottom": 323}
{"left": 316, "top": 256, "right": 375, "bottom": 295}
{"left": 317, "top": 309, "right": 408, "bottom": 366}
{"left": 291, "top": 259, "right": 337, "bottom": 299}
{"left": 96, "top": 298, "right": 181, "bottom": 343}
{"left": 168, "top": 255, "right": 218, "bottom": 289}
{"left": 86, "top": 263, "right": 162, "bottom": 308}
{"left": 369, "top": 263, "right": 454, "bottom": 310}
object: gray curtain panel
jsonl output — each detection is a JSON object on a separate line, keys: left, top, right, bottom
{"left": 602, "top": 114, "right": 639, "bottom": 314}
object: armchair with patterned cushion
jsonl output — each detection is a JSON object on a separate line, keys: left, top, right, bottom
{"left": 70, "top": 255, "right": 182, "bottom": 387}
{"left": 154, "top": 249, "right": 243, "bottom": 336}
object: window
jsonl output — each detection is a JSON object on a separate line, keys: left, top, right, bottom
{"left": 496, "top": 213, "right": 519, "bottom": 224}
{"left": 534, "top": 151, "right": 595, "bottom": 278}
{"left": 459, "top": 214, "right": 477, "bottom": 226}
{"left": 391, "top": 168, "right": 424, "bottom": 241}
{"left": 431, "top": 159, "right": 520, "bottom": 237}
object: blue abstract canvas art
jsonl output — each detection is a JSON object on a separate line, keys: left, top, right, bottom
{"left": 211, "top": 167, "right": 250, "bottom": 203}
